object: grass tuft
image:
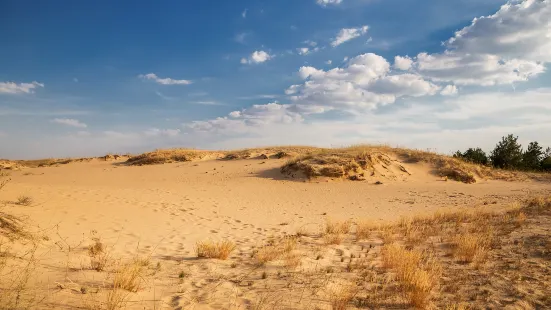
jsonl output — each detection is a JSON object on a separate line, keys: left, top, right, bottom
{"left": 195, "top": 240, "right": 236, "bottom": 260}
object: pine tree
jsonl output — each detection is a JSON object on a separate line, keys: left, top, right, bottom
{"left": 523, "top": 141, "right": 543, "bottom": 170}
{"left": 490, "top": 134, "right": 523, "bottom": 169}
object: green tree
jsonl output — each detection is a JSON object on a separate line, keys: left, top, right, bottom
{"left": 542, "top": 147, "right": 551, "bottom": 171}
{"left": 522, "top": 141, "right": 543, "bottom": 170}
{"left": 490, "top": 134, "right": 523, "bottom": 169}
{"left": 454, "top": 148, "right": 488, "bottom": 165}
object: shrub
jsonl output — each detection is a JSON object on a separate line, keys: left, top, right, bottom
{"left": 195, "top": 240, "right": 236, "bottom": 260}
{"left": 454, "top": 147, "right": 489, "bottom": 165}
{"left": 16, "top": 195, "right": 33, "bottom": 206}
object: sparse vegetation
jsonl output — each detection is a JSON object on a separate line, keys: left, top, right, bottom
{"left": 16, "top": 195, "right": 33, "bottom": 206}
{"left": 325, "top": 218, "right": 351, "bottom": 234}
{"left": 355, "top": 220, "right": 372, "bottom": 240}
{"left": 195, "top": 240, "right": 236, "bottom": 260}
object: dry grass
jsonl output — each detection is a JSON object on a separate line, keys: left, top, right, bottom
{"left": 325, "top": 218, "right": 351, "bottom": 234}
{"left": 323, "top": 233, "right": 344, "bottom": 245}
{"left": 88, "top": 238, "right": 109, "bottom": 271}
{"left": 254, "top": 237, "right": 298, "bottom": 265}
{"left": 326, "top": 281, "right": 358, "bottom": 310}
{"left": 355, "top": 220, "right": 373, "bottom": 240}
{"left": 126, "top": 149, "right": 218, "bottom": 165}
{"left": 452, "top": 233, "right": 491, "bottom": 264}
{"left": 0, "top": 241, "right": 41, "bottom": 310}
{"left": 195, "top": 240, "right": 236, "bottom": 260}
{"left": 16, "top": 195, "right": 33, "bottom": 206}
{"left": 381, "top": 243, "right": 441, "bottom": 308}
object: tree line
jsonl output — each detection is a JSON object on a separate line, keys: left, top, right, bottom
{"left": 453, "top": 134, "right": 551, "bottom": 172}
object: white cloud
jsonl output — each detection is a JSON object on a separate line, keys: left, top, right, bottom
{"left": 394, "top": 56, "right": 413, "bottom": 71}
{"left": 51, "top": 118, "right": 88, "bottom": 128}
{"left": 138, "top": 73, "right": 192, "bottom": 85}
{"left": 304, "top": 40, "right": 317, "bottom": 47}
{"left": 144, "top": 128, "right": 181, "bottom": 137}
{"left": 242, "top": 9, "right": 247, "bottom": 18}
{"left": 0, "top": 81, "right": 44, "bottom": 94}
{"left": 241, "top": 50, "right": 273, "bottom": 64}
{"left": 317, "top": 0, "right": 343, "bottom": 7}
{"left": 326, "top": 60, "right": 333, "bottom": 65}
{"left": 297, "top": 47, "right": 310, "bottom": 55}
{"left": 286, "top": 53, "right": 439, "bottom": 114}
{"left": 440, "top": 85, "right": 458, "bottom": 96}
{"left": 237, "top": 94, "right": 278, "bottom": 100}
{"left": 186, "top": 102, "right": 303, "bottom": 134}
{"left": 410, "top": 0, "right": 551, "bottom": 86}
{"left": 331, "top": 26, "right": 369, "bottom": 47}
{"left": 446, "top": 0, "right": 551, "bottom": 62}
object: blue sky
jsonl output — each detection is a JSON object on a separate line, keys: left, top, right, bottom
{"left": 1, "top": 0, "right": 550, "bottom": 159}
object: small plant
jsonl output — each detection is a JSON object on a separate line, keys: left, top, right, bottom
{"left": 112, "top": 261, "right": 145, "bottom": 292}
{"left": 324, "top": 233, "right": 343, "bottom": 245}
{"left": 295, "top": 226, "right": 309, "bottom": 237}
{"left": 327, "top": 281, "right": 358, "bottom": 310}
{"left": 88, "top": 238, "right": 109, "bottom": 271}
{"left": 178, "top": 271, "right": 189, "bottom": 279}
{"left": 355, "top": 220, "right": 372, "bottom": 240}
{"left": 453, "top": 233, "right": 491, "bottom": 264}
{"left": 230, "top": 262, "right": 238, "bottom": 268}
{"left": 16, "top": 195, "right": 33, "bottom": 206}
{"left": 195, "top": 240, "right": 236, "bottom": 260}
{"left": 261, "top": 271, "right": 267, "bottom": 279}
{"left": 325, "top": 218, "right": 352, "bottom": 234}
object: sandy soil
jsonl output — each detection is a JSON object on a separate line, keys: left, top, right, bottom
{"left": 1, "top": 157, "right": 550, "bottom": 309}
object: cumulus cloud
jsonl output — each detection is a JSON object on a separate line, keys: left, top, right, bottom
{"left": 317, "top": 0, "right": 343, "bottom": 6}
{"left": 393, "top": 56, "right": 413, "bottom": 71}
{"left": 410, "top": 0, "right": 551, "bottom": 86}
{"left": 138, "top": 73, "right": 192, "bottom": 85}
{"left": 144, "top": 128, "right": 181, "bottom": 137}
{"left": 51, "top": 118, "right": 88, "bottom": 128}
{"left": 186, "top": 102, "right": 303, "bottom": 133}
{"left": 297, "top": 48, "right": 310, "bottom": 55}
{"left": 440, "top": 85, "right": 458, "bottom": 96}
{"left": 331, "top": 26, "right": 369, "bottom": 47}
{"left": 0, "top": 81, "right": 44, "bottom": 94}
{"left": 241, "top": 50, "right": 273, "bottom": 64}
{"left": 285, "top": 53, "right": 439, "bottom": 114}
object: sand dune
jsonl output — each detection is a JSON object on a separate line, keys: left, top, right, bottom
{"left": 1, "top": 147, "right": 550, "bottom": 309}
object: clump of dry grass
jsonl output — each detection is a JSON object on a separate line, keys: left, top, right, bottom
{"left": 452, "top": 233, "right": 491, "bottom": 264}
{"left": 16, "top": 195, "right": 33, "bottom": 206}
{"left": 323, "top": 233, "right": 344, "bottom": 245}
{"left": 88, "top": 238, "right": 109, "bottom": 271}
{"left": 355, "top": 220, "right": 373, "bottom": 240}
{"left": 254, "top": 238, "right": 298, "bottom": 265}
{"left": 381, "top": 243, "right": 441, "bottom": 308}
{"left": 325, "top": 218, "right": 351, "bottom": 234}
{"left": 195, "top": 240, "right": 236, "bottom": 260}
{"left": 104, "top": 261, "right": 146, "bottom": 310}
{"left": 0, "top": 241, "right": 41, "bottom": 310}
{"left": 111, "top": 261, "right": 145, "bottom": 292}
{"left": 326, "top": 281, "right": 358, "bottom": 310}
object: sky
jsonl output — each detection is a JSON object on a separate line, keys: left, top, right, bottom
{"left": 1, "top": 0, "right": 551, "bottom": 159}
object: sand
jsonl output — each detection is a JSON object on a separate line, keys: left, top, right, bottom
{"left": 1, "top": 156, "right": 550, "bottom": 309}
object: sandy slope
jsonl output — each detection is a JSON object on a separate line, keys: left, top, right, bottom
{"left": 1, "top": 157, "right": 550, "bottom": 309}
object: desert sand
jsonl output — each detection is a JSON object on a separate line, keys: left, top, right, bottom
{"left": 1, "top": 148, "right": 550, "bottom": 309}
